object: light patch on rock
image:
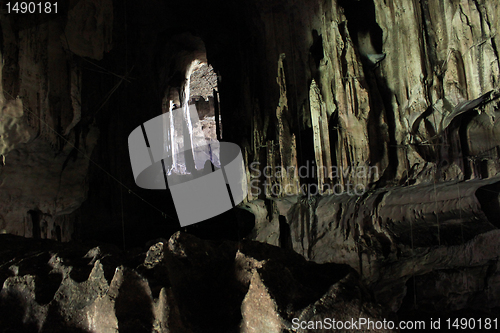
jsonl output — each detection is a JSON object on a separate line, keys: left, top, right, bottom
{"left": 0, "top": 54, "right": 31, "bottom": 156}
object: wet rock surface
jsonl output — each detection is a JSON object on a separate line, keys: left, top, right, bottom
{"left": 244, "top": 176, "right": 500, "bottom": 315}
{"left": 2, "top": 0, "right": 500, "bottom": 331}
{"left": 0, "top": 232, "right": 395, "bottom": 333}
{"left": 2, "top": 230, "right": 499, "bottom": 332}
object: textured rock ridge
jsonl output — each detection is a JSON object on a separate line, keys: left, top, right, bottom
{"left": 244, "top": 177, "right": 500, "bottom": 311}
{"left": 0, "top": 233, "right": 393, "bottom": 332}
{"left": 234, "top": 0, "right": 500, "bottom": 198}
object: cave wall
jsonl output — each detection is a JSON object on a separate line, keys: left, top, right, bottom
{"left": 1, "top": 0, "right": 500, "bottom": 245}
{"left": 0, "top": 0, "right": 109, "bottom": 239}
{"left": 226, "top": 0, "right": 500, "bottom": 313}
{"left": 1, "top": 0, "right": 500, "bottom": 325}
{"left": 232, "top": 0, "right": 500, "bottom": 201}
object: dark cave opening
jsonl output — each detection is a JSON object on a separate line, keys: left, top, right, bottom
{"left": 298, "top": 128, "right": 318, "bottom": 189}
{"left": 28, "top": 209, "right": 41, "bottom": 239}
{"left": 73, "top": 20, "right": 254, "bottom": 248}
{"left": 54, "top": 225, "right": 62, "bottom": 242}
{"left": 338, "top": 0, "right": 384, "bottom": 55}
{"left": 161, "top": 39, "right": 238, "bottom": 237}
{"left": 476, "top": 183, "right": 500, "bottom": 228}
{"left": 279, "top": 215, "right": 292, "bottom": 250}
{"left": 310, "top": 29, "right": 324, "bottom": 69}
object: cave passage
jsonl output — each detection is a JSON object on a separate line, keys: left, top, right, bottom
{"left": 164, "top": 59, "right": 221, "bottom": 176}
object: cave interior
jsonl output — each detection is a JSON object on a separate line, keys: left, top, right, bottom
{"left": 2, "top": 0, "right": 500, "bottom": 331}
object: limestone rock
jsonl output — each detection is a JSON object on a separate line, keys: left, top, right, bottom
{"left": 64, "top": 0, "right": 113, "bottom": 60}
{"left": 0, "top": 233, "right": 378, "bottom": 333}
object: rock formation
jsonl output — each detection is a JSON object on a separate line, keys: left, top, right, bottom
{"left": 0, "top": 232, "right": 391, "bottom": 333}
{"left": 1, "top": 0, "right": 500, "bottom": 331}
